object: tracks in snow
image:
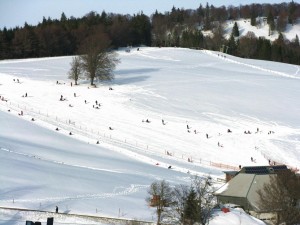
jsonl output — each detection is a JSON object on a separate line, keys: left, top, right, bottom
{"left": 203, "top": 50, "right": 300, "bottom": 80}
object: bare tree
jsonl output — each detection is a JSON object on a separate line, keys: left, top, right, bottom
{"left": 276, "top": 10, "right": 288, "bottom": 32}
{"left": 68, "top": 56, "right": 82, "bottom": 85}
{"left": 146, "top": 180, "right": 174, "bottom": 225}
{"left": 238, "top": 31, "right": 257, "bottom": 58}
{"left": 170, "top": 184, "right": 190, "bottom": 224}
{"left": 210, "top": 23, "right": 225, "bottom": 50}
{"left": 167, "top": 176, "right": 216, "bottom": 225}
{"left": 79, "top": 31, "right": 120, "bottom": 86}
{"left": 257, "top": 170, "right": 300, "bottom": 225}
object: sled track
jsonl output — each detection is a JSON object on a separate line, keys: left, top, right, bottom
{"left": 202, "top": 50, "right": 300, "bottom": 80}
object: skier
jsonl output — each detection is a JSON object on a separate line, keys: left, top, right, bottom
{"left": 56, "top": 206, "right": 58, "bottom": 213}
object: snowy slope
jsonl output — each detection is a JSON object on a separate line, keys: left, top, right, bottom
{"left": 0, "top": 47, "right": 299, "bottom": 224}
{"left": 224, "top": 18, "right": 300, "bottom": 41}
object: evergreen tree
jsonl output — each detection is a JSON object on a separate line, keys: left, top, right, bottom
{"left": 183, "top": 187, "right": 201, "bottom": 225}
{"left": 250, "top": 14, "right": 256, "bottom": 26}
{"left": 60, "top": 12, "right": 67, "bottom": 23}
{"left": 293, "top": 34, "right": 299, "bottom": 47}
{"left": 250, "top": 4, "right": 257, "bottom": 26}
{"left": 197, "top": 4, "right": 205, "bottom": 22}
{"left": 288, "top": 0, "right": 297, "bottom": 25}
{"left": 204, "top": 3, "right": 211, "bottom": 30}
{"left": 257, "top": 37, "right": 272, "bottom": 60}
{"left": 130, "top": 13, "right": 152, "bottom": 46}
{"left": 267, "top": 10, "right": 275, "bottom": 36}
{"left": 232, "top": 22, "right": 239, "bottom": 37}
{"left": 272, "top": 33, "right": 287, "bottom": 62}
{"left": 227, "top": 34, "right": 237, "bottom": 55}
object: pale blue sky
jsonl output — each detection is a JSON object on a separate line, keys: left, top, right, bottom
{"left": 0, "top": 0, "right": 296, "bottom": 29}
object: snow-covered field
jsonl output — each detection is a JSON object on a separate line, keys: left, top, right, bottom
{"left": 0, "top": 47, "right": 299, "bottom": 224}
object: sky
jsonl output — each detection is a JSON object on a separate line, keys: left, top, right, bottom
{"left": 0, "top": 0, "right": 295, "bottom": 29}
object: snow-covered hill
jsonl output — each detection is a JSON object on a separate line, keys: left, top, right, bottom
{"left": 223, "top": 18, "right": 300, "bottom": 41}
{"left": 0, "top": 47, "right": 299, "bottom": 224}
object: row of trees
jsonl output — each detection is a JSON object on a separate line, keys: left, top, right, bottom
{"left": 0, "top": 1, "right": 299, "bottom": 64}
{"left": 147, "top": 170, "right": 300, "bottom": 225}
{"left": 0, "top": 11, "right": 151, "bottom": 59}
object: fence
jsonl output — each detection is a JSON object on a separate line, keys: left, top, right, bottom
{"left": 0, "top": 100, "right": 241, "bottom": 172}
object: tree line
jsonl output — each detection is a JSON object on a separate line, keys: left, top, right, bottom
{"left": 0, "top": 1, "right": 299, "bottom": 64}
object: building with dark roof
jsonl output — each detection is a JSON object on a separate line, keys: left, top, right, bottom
{"left": 215, "top": 165, "right": 290, "bottom": 223}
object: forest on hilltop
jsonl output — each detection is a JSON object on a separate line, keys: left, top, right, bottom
{"left": 0, "top": 1, "right": 299, "bottom": 64}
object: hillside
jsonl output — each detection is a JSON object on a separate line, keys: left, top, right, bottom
{"left": 0, "top": 47, "right": 299, "bottom": 224}
{"left": 223, "top": 18, "right": 300, "bottom": 41}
